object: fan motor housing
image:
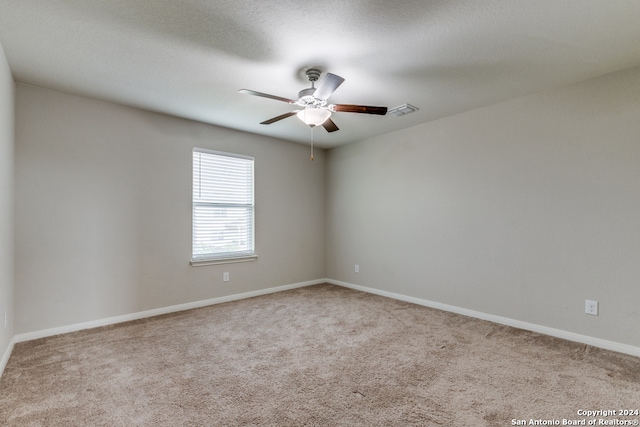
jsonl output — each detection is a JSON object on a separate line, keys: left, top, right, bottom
{"left": 297, "top": 87, "right": 326, "bottom": 107}
{"left": 298, "top": 87, "right": 315, "bottom": 100}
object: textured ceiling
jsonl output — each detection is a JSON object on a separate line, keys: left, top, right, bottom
{"left": 1, "top": 0, "right": 640, "bottom": 148}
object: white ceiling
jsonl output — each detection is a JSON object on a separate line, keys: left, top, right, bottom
{"left": 1, "top": 1, "right": 640, "bottom": 148}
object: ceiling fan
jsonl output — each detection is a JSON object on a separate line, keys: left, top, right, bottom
{"left": 239, "top": 68, "right": 388, "bottom": 133}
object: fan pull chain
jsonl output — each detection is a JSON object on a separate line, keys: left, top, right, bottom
{"left": 310, "top": 125, "right": 315, "bottom": 161}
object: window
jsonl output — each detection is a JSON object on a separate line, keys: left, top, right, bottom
{"left": 191, "top": 148, "right": 256, "bottom": 265}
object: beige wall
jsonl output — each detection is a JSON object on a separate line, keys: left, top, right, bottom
{"left": 0, "top": 41, "right": 15, "bottom": 359}
{"left": 11, "top": 64, "right": 640, "bottom": 350}
{"left": 326, "top": 67, "right": 640, "bottom": 348}
{"left": 14, "top": 84, "right": 325, "bottom": 334}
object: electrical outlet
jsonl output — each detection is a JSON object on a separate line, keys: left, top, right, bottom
{"left": 585, "top": 300, "right": 598, "bottom": 316}
{"left": 355, "top": 264, "right": 359, "bottom": 273}
{"left": 223, "top": 272, "right": 229, "bottom": 282}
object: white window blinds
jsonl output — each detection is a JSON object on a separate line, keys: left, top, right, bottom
{"left": 192, "top": 148, "right": 255, "bottom": 261}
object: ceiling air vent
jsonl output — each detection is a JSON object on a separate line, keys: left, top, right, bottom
{"left": 388, "top": 103, "right": 419, "bottom": 117}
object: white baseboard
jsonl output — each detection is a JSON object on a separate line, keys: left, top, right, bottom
{"left": 326, "top": 279, "right": 640, "bottom": 358}
{"left": 0, "top": 336, "right": 16, "bottom": 379}
{"left": 13, "top": 279, "right": 325, "bottom": 344}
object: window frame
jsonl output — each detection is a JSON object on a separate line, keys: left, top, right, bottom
{"left": 190, "top": 147, "right": 257, "bottom": 266}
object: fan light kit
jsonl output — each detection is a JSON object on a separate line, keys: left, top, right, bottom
{"left": 239, "top": 68, "right": 388, "bottom": 160}
{"left": 297, "top": 108, "right": 332, "bottom": 126}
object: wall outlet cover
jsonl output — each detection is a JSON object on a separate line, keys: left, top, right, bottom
{"left": 585, "top": 300, "right": 598, "bottom": 316}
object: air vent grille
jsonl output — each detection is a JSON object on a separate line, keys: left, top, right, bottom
{"left": 388, "top": 103, "right": 419, "bottom": 117}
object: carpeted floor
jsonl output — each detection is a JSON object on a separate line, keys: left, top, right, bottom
{"left": 1, "top": 284, "right": 639, "bottom": 426}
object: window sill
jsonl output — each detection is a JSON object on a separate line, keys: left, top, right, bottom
{"left": 190, "top": 254, "right": 258, "bottom": 267}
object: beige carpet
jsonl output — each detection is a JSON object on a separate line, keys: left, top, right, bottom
{"left": 1, "top": 284, "right": 639, "bottom": 426}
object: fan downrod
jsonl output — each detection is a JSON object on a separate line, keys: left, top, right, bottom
{"left": 298, "top": 68, "right": 323, "bottom": 103}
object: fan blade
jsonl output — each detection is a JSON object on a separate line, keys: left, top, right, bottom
{"left": 313, "top": 73, "right": 345, "bottom": 100}
{"left": 239, "top": 89, "right": 296, "bottom": 104}
{"left": 331, "top": 104, "right": 388, "bottom": 115}
{"left": 322, "top": 118, "right": 339, "bottom": 133}
{"left": 260, "top": 111, "right": 299, "bottom": 125}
